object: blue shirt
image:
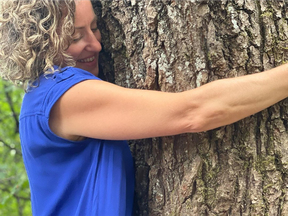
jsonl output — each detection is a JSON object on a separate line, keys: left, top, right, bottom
{"left": 19, "top": 67, "right": 134, "bottom": 216}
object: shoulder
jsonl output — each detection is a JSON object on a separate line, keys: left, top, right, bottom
{"left": 20, "top": 67, "right": 101, "bottom": 117}
{"left": 42, "top": 66, "right": 101, "bottom": 85}
{"left": 28, "top": 66, "right": 100, "bottom": 91}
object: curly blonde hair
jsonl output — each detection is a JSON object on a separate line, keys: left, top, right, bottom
{"left": 0, "top": 0, "right": 76, "bottom": 88}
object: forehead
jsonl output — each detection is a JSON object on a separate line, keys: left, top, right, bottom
{"left": 74, "top": 0, "right": 96, "bottom": 25}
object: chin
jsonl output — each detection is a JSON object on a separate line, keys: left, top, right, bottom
{"left": 76, "top": 65, "right": 99, "bottom": 77}
{"left": 90, "top": 67, "right": 99, "bottom": 77}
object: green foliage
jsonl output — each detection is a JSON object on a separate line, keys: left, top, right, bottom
{"left": 0, "top": 79, "right": 31, "bottom": 216}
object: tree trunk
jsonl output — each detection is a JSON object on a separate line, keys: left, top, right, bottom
{"left": 93, "top": 0, "right": 288, "bottom": 215}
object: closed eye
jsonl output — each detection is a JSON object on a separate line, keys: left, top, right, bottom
{"left": 91, "top": 27, "right": 98, "bottom": 33}
{"left": 72, "top": 34, "right": 83, "bottom": 42}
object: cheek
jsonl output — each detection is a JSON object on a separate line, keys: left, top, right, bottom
{"left": 66, "top": 44, "right": 83, "bottom": 60}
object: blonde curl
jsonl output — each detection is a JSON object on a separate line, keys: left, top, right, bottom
{"left": 0, "top": 0, "right": 76, "bottom": 88}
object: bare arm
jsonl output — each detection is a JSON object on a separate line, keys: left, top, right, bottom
{"left": 50, "top": 80, "right": 189, "bottom": 140}
{"left": 49, "top": 63, "right": 288, "bottom": 140}
{"left": 187, "top": 63, "right": 288, "bottom": 132}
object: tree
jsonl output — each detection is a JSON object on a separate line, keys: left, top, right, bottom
{"left": 0, "top": 80, "right": 31, "bottom": 216}
{"left": 94, "top": 0, "right": 288, "bottom": 215}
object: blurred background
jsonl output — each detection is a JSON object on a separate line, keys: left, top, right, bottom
{"left": 0, "top": 80, "right": 31, "bottom": 216}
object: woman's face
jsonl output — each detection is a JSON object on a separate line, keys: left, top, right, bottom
{"left": 66, "top": 0, "right": 102, "bottom": 76}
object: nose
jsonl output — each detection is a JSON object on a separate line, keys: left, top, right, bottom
{"left": 86, "top": 31, "right": 102, "bottom": 53}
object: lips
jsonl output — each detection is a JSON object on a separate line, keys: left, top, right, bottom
{"left": 75, "top": 54, "right": 99, "bottom": 75}
{"left": 78, "top": 55, "right": 96, "bottom": 63}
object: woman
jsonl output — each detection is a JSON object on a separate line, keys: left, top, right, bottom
{"left": 1, "top": 0, "right": 288, "bottom": 215}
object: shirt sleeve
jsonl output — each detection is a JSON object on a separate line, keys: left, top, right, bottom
{"left": 42, "top": 67, "right": 101, "bottom": 119}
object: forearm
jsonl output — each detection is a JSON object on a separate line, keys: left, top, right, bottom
{"left": 184, "top": 63, "right": 288, "bottom": 132}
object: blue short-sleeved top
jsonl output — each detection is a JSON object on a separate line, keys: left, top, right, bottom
{"left": 19, "top": 67, "right": 134, "bottom": 216}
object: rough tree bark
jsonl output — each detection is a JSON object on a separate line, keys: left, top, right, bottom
{"left": 93, "top": 0, "right": 288, "bottom": 215}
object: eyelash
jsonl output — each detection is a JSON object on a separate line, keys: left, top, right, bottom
{"left": 72, "top": 27, "right": 98, "bottom": 42}
{"left": 73, "top": 36, "right": 82, "bottom": 42}
{"left": 91, "top": 27, "right": 98, "bottom": 32}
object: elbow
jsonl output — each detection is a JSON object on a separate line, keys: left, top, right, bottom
{"left": 185, "top": 107, "right": 228, "bottom": 133}
{"left": 184, "top": 116, "right": 207, "bottom": 133}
